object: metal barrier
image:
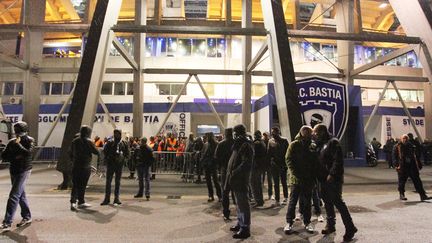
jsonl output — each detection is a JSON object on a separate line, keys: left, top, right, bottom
{"left": 33, "top": 146, "right": 61, "bottom": 163}
{"left": 153, "top": 151, "right": 196, "bottom": 181}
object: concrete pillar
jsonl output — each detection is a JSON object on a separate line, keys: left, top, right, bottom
{"left": 242, "top": 0, "right": 252, "bottom": 131}
{"left": 155, "top": 0, "right": 161, "bottom": 25}
{"left": 389, "top": 0, "right": 432, "bottom": 139}
{"left": 335, "top": 0, "right": 354, "bottom": 85}
{"left": 133, "top": 0, "right": 146, "bottom": 138}
{"left": 22, "top": 0, "right": 45, "bottom": 142}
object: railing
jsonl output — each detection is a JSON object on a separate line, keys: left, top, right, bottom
{"left": 153, "top": 151, "right": 195, "bottom": 181}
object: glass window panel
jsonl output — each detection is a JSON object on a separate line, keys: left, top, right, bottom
{"left": 207, "top": 38, "right": 217, "bottom": 57}
{"left": 167, "top": 38, "right": 177, "bottom": 57}
{"left": 146, "top": 37, "right": 155, "bottom": 57}
{"left": 171, "top": 84, "right": 187, "bottom": 95}
{"left": 201, "top": 84, "right": 214, "bottom": 96}
{"left": 51, "top": 83, "right": 63, "bottom": 95}
{"left": 252, "top": 85, "right": 266, "bottom": 97}
{"left": 114, "top": 82, "right": 125, "bottom": 95}
{"left": 127, "top": 82, "right": 134, "bottom": 95}
{"left": 192, "top": 39, "right": 206, "bottom": 57}
{"left": 63, "top": 83, "right": 74, "bottom": 95}
{"left": 217, "top": 38, "right": 226, "bottom": 57}
{"left": 166, "top": 0, "right": 181, "bottom": 8}
{"left": 41, "top": 82, "right": 50, "bottom": 95}
{"left": 101, "top": 82, "right": 113, "bottom": 95}
{"left": 15, "top": 83, "right": 23, "bottom": 95}
{"left": 3, "top": 83, "right": 15, "bottom": 95}
{"left": 158, "top": 84, "right": 170, "bottom": 95}
{"left": 177, "top": 39, "right": 192, "bottom": 56}
{"left": 156, "top": 37, "right": 167, "bottom": 56}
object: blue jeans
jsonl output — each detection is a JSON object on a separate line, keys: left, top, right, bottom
{"left": 233, "top": 190, "right": 250, "bottom": 229}
{"left": 3, "top": 170, "right": 31, "bottom": 225}
{"left": 137, "top": 166, "right": 151, "bottom": 196}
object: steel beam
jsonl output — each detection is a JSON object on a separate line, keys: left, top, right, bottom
{"left": 99, "top": 96, "right": 117, "bottom": 130}
{"left": 391, "top": 81, "right": 423, "bottom": 143}
{"left": 261, "top": 0, "right": 302, "bottom": 140}
{"left": 0, "top": 53, "right": 28, "bottom": 70}
{"left": 143, "top": 68, "right": 242, "bottom": 75}
{"left": 247, "top": 42, "right": 268, "bottom": 73}
{"left": 355, "top": 74, "right": 429, "bottom": 82}
{"left": 336, "top": 0, "right": 355, "bottom": 84}
{"left": 58, "top": 0, "right": 122, "bottom": 174}
{"left": 364, "top": 81, "right": 390, "bottom": 133}
{"left": 251, "top": 70, "right": 344, "bottom": 78}
{"left": 0, "top": 24, "right": 90, "bottom": 33}
{"left": 242, "top": 0, "right": 252, "bottom": 131}
{"left": 112, "top": 37, "right": 138, "bottom": 70}
{"left": 350, "top": 45, "right": 416, "bottom": 77}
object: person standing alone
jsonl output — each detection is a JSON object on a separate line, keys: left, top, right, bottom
{"left": 0, "top": 122, "right": 35, "bottom": 232}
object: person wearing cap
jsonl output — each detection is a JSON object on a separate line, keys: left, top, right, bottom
{"left": 101, "top": 129, "right": 130, "bottom": 206}
{"left": 226, "top": 124, "right": 254, "bottom": 239}
{"left": 69, "top": 126, "right": 99, "bottom": 211}
{"left": 0, "top": 121, "right": 35, "bottom": 232}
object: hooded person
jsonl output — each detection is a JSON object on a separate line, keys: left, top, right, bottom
{"left": 226, "top": 124, "right": 254, "bottom": 239}
{"left": 283, "top": 126, "right": 319, "bottom": 234}
{"left": 1, "top": 121, "right": 35, "bottom": 232}
{"left": 69, "top": 125, "right": 99, "bottom": 211}
{"left": 250, "top": 130, "right": 266, "bottom": 207}
{"left": 101, "top": 129, "right": 130, "bottom": 206}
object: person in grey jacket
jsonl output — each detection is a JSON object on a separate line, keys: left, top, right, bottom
{"left": 69, "top": 126, "right": 99, "bottom": 211}
{"left": 226, "top": 124, "right": 254, "bottom": 239}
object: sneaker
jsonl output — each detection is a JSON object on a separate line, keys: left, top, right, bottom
{"left": 78, "top": 203, "right": 92, "bottom": 209}
{"left": 100, "top": 200, "right": 110, "bottom": 206}
{"left": 304, "top": 224, "right": 314, "bottom": 233}
{"left": 16, "top": 218, "right": 32, "bottom": 227}
{"left": 0, "top": 223, "right": 11, "bottom": 232}
{"left": 134, "top": 194, "right": 143, "bottom": 198}
{"left": 146, "top": 195, "right": 150, "bottom": 201}
{"left": 420, "top": 194, "right": 432, "bottom": 201}
{"left": 207, "top": 197, "right": 215, "bottom": 202}
{"left": 316, "top": 214, "right": 324, "bottom": 222}
{"left": 282, "top": 198, "right": 288, "bottom": 205}
{"left": 321, "top": 225, "right": 336, "bottom": 235}
{"left": 271, "top": 195, "right": 275, "bottom": 201}
{"left": 295, "top": 214, "right": 303, "bottom": 221}
{"left": 70, "top": 203, "right": 78, "bottom": 211}
{"left": 343, "top": 226, "right": 358, "bottom": 242}
{"left": 113, "top": 199, "right": 122, "bottom": 205}
{"left": 400, "top": 193, "right": 407, "bottom": 201}
{"left": 284, "top": 223, "right": 293, "bottom": 234}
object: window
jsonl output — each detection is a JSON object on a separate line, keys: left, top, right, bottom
{"left": 157, "top": 84, "right": 187, "bottom": 95}
{"left": 63, "top": 83, "right": 74, "bottom": 94}
{"left": 4, "top": 82, "right": 15, "bottom": 95}
{"left": 15, "top": 83, "right": 23, "bottom": 95}
{"left": 167, "top": 38, "right": 177, "bottom": 57}
{"left": 114, "top": 82, "right": 125, "bottom": 95}
{"left": 126, "top": 82, "right": 134, "bottom": 95}
{"left": 177, "top": 39, "right": 192, "bottom": 56}
{"left": 166, "top": 0, "right": 181, "bottom": 8}
{"left": 207, "top": 38, "right": 217, "bottom": 57}
{"left": 158, "top": 84, "right": 170, "bottom": 95}
{"left": 51, "top": 83, "right": 63, "bottom": 95}
{"left": 192, "top": 39, "right": 206, "bottom": 57}
{"left": 171, "top": 84, "right": 187, "bottom": 95}
{"left": 41, "top": 83, "right": 50, "bottom": 95}
{"left": 101, "top": 82, "right": 113, "bottom": 95}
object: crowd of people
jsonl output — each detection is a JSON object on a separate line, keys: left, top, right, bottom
{"left": 1, "top": 121, "right": 431, "bottom": 241}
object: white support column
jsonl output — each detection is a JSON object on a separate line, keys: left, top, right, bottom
{"left": 390, "top": 0, "right": 432, "bottom": 139}
{"left": 335, "top": 0, "right": 355, "bottom": 85}
{"left": 133, "top": 0, "right": 146, "bottom": 138}
{"left": 22, "top": 0, "right": 45, "bottom": 142}
{"left": 242, "top": 0, "right": 252, "bottom": 131}
{"left": 364, "top": 81, "right": 390, "bottom": 132}
{"left": 194, "top": 75, "right": 225, "bottom": 130}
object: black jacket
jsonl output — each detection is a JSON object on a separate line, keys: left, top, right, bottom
{"left": 268, "top": 136, "right": 289, "bottom": 169}
{"left": 214, "top": 138, "right": 234, "bottom": 171}
{"left": 317, "top": 137, "right": 344, "bottom": 183}
{"left": 226, "top": 136, "right": 254, "bottom": 192}
{"left": 69, "top": 137, "right": 99, "bottom": 169}
{"left": 136, "top": 144, "right": 154, "bottom": 167}
{"left": 2, "top": 135, "right": 35, "bottom": 175}
{"left": 201, "top": 141, "right": 218, "bottom": 169}
{"left": 393, "top": 142, "right": 421, "bottom": 173}
{"left": 103, "top": 139, "right": 130, "bottom": 166}
{"left": 253, "top": 139, "right": 267, "bottom": 170}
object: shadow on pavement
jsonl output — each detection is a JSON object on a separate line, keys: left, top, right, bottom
{"left": 275, "top": 225, "right": 318, "bottom": 243}
{"left": 119, "top": 204, "right": 152, "bottom": 215}
{"left": 164, "top": 219, "right": 222, "bottom": 239}
{"left": 316, "top": 234, "right": 335, "bottom": 243}
{"left": 2, "top": 224, "right": 32, "bottom": 243}
{"left": 76, "top": 208, "right": 118, "bottom": 224}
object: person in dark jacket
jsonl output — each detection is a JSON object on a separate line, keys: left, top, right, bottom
{"left": 134, "top": 137, "right": 154, "bottom": 200}
{"left": 262, "top": 132, "right": 272, "bottom": 200}
{"left": 383, "top": 138, "right": 396, "bottom": 168}
{"left": 370, "top": 138, "right": 381, "bottom": 160}
{"left": 408, "top": 133, "right": 422, "bottom": 163}
{"left": 101, "top": 129, "right": 130, "bottom": 206}
{"left": 193, "top": 136, "right": 204, "bottom": 183}
{"left": 251, "top": 130, "right": 266, "bottom": 207}
{"left": 267, "top": 127, "right": 289, "bottom": 206}
{"left": 393, "top": 134, "right": 431, "bottom": 201}
{"left": 313, "top": 124, "right": 357, "bottom": 242}
{"left": 284, "top": 126, "right": 318, "bottom": 234}
{"left": 214, "top": 128, "right": 235, "bottom": 220}
{"left": 227, "top": 124, "right": 254, "bottom": 239}
{"left": 0, "top": 121, "right": 35, "bottom": 232}
{"left": 69, "top": 126, "right": 99, "bottom": 211}
{"left": 202, "top": 132, "right": 221, "bottom": 202}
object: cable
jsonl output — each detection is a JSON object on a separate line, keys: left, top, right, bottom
{"left": 301, "top": 2, "right": 337, "bottom": 30}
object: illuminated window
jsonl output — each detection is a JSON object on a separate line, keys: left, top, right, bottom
{"left": 63, "top": 83, "right": 74, "bottom": 94}
{"left": 167, "top": 38, "right": 177, "bottom": 57}
{"left": 114, "top": 83, "right": 125, "bottom": 95}
{"left": 177, "top": 39, "right": 192, "bottom": 56}
{"left": 101, "top": 82, "right": 113, "bottom": 95}
{"left": 51, "top": 83, "right": 63, "bottom": 95}
{"left": 192, "top": 39, "right": 206, "bottom": 57}
{"left": 126, "top": 82, "right": 134, "bottom": 95}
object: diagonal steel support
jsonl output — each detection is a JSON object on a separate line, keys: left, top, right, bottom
{"left": 247, "top": 42, "right": 268, "bottom": 73}
{"left": 156, "top": 75, "right": 193, "bottom": 135}
{"left": 350, "top": 45, "right": 416, "bottom": 77}
{"left": 390, "top": 80, "right": 424, "bottom": 143}
{"left": 0, "top": 53, "right": 28, "bottom": 70}
{"left": 194, "top": 75, "right": 225, "bottom": 130}
{"left": 364, "top": 81, "right": 390, "bottom": 133}
{"left": 112, "top": 36, "right": 138, "bottom": 71}
{"left": 98, "top": 95, "right": 117, "bottom": 130}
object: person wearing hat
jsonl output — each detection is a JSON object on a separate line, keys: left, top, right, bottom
{"left": 101, "top": 129, "right": 130, "bottom": 206}
{"left": 0, "top": 121, "right": 35, "bottom": 232}
{"left": 226, "top": 124, "right": 254, "bottom": 239}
